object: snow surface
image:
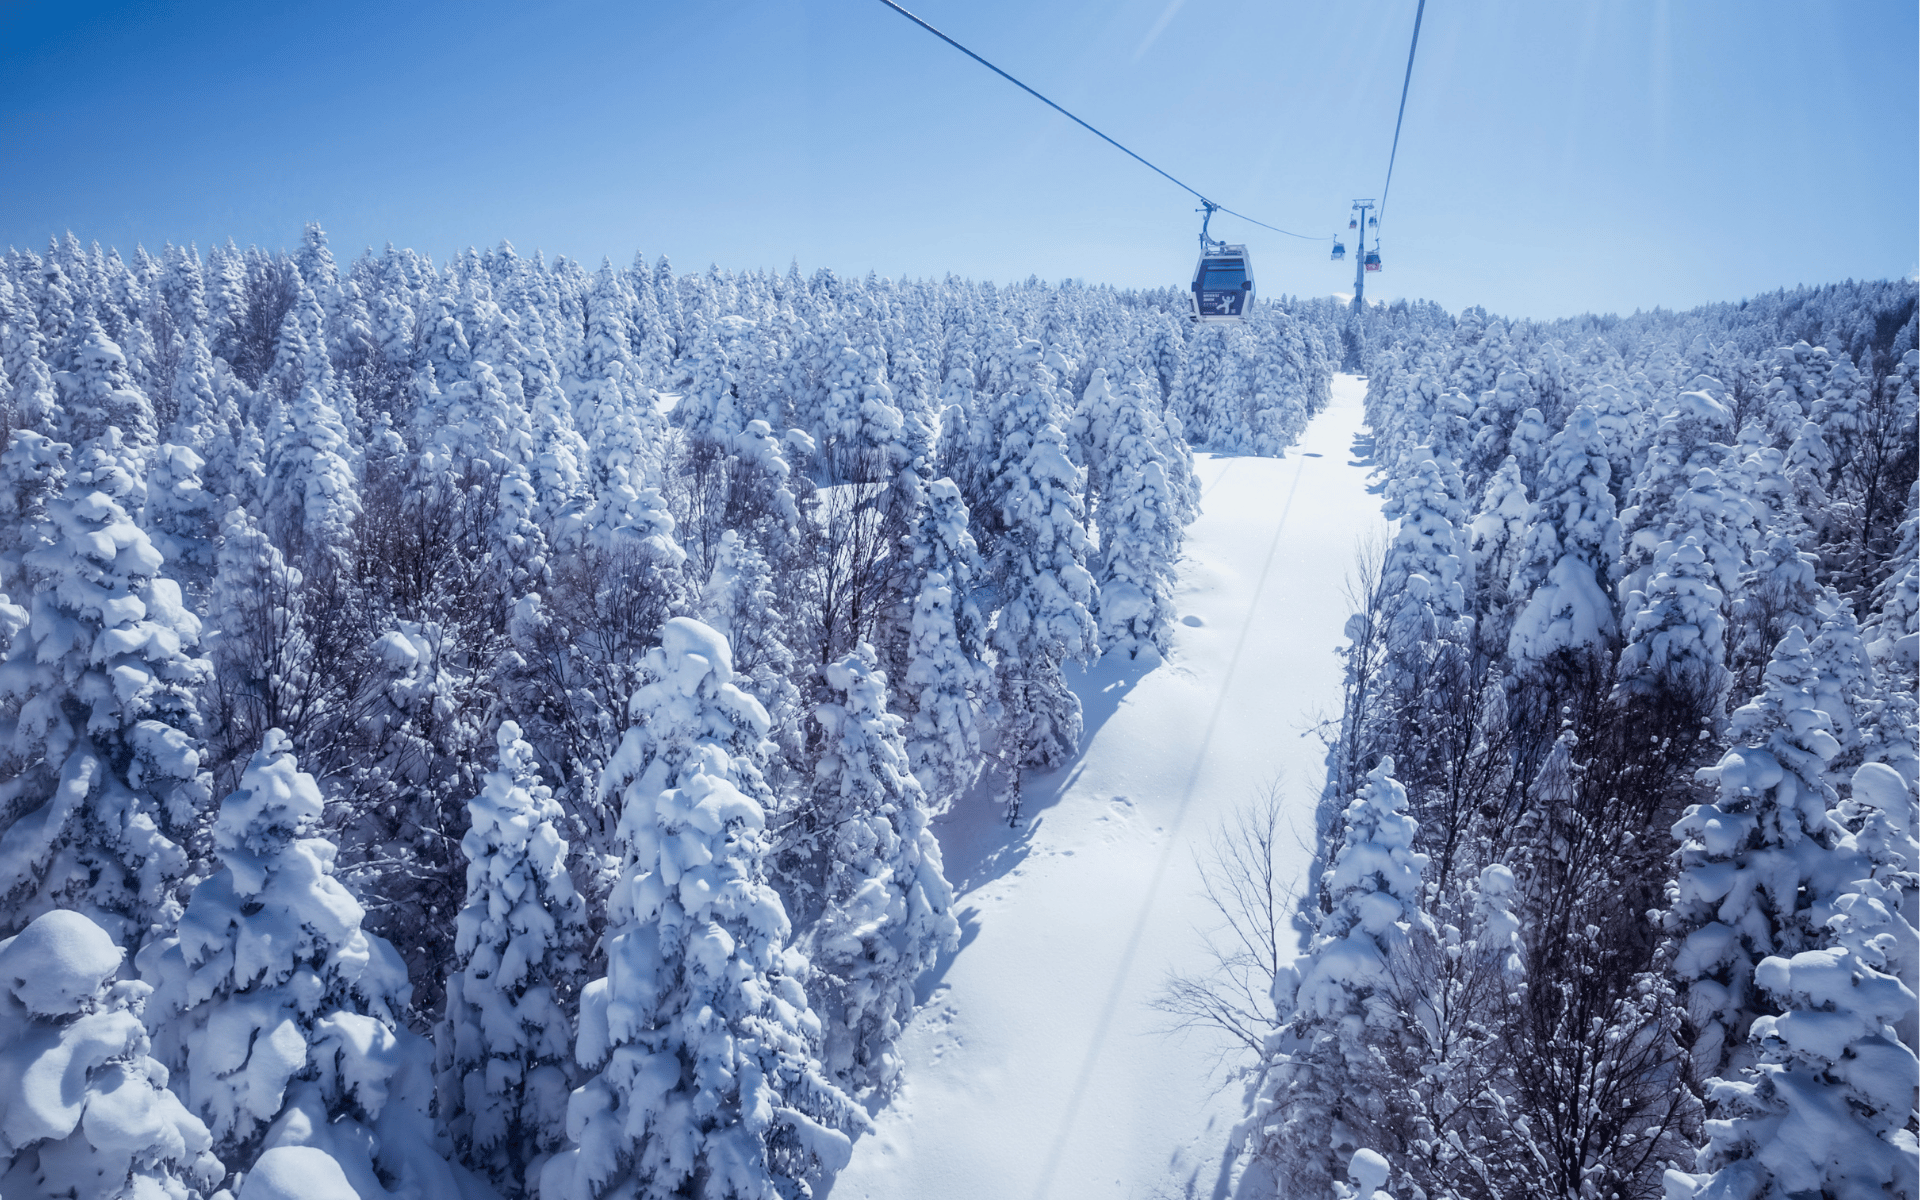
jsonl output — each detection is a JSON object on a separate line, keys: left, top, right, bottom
{"left": 831, "top": 373, "right": 1387, "bottom": 1200}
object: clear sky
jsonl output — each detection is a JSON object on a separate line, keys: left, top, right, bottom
{"left": 1, "top": 0, "right": 1913, "bottom": 319}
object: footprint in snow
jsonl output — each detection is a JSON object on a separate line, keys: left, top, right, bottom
{"left": 1181, "top": 614, "right": 1205, "bottom": 627}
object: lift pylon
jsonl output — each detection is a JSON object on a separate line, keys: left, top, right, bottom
{"left": 1348, "top": 199, "right": 1376, "bottom": 312}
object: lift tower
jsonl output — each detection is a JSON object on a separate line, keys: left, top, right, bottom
{"left": 1349, "top": 199, "right": 1375, "bottom": 312}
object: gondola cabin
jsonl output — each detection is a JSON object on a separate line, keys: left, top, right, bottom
{"left": 1363, "top": 250, "right": 1382, "bottom": 273}
{"left": 1331, "top": 239, "right": 1347, "bottom": 261}
{"left": 1191, "top": 244, "right": 1253, "bottom": 322}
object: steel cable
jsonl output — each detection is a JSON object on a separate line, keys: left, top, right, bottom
{"left": 871, "top": 0, "right": 1328, "bottom": 241}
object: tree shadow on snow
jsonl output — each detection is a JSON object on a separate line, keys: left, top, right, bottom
{"left": 1348, "top": 429, "right": 1386, "bottom": 496}
{"left": 1070, "top": 642, "right": 1161, "bottom": 747}
{"left": 922, "top": 642, "right": 1162, "bottom": 908}
{"left": 912, "top": 902, "right": 982, "bottom": 1007}
{"left": 1347, "top": 429, "right": 1377, "bottom": 465}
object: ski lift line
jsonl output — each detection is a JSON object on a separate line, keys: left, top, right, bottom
{"left": 869, "top": 0, "right": 1328, "bottom": 241}
{"left": 1377, "top": 0, "right": 1426, "bottom": 223}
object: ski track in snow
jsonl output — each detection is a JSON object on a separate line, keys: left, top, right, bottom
{"left": 830, "top": 374, "right": 1388, "bottom": 1200}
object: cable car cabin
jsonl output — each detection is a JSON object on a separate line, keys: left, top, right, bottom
{"left": 1363, "top": 250, "right": 1382, "bottom": 273}
{"left": 1331, "top": 240, "right": 1347, "bottom": 261}
{"left": 1191, "top": 245, "right": 1254, "bottom": 322}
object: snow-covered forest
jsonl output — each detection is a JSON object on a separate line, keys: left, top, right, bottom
{"left": 0, "top": 225, "right": 1912, "bottom": 1200}
{"left": 0, "top": 227, "right": 1330, "bottom": 1200}
{"left": 1250, "top": 284, "right": 1920, "bottom": 1198}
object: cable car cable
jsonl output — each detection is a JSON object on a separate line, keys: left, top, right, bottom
{"left": 1377, "top": 0, "right": 1426, "bottom": 224}
{"left": 869, "top": 0, "right": 1327, "bottom": 241}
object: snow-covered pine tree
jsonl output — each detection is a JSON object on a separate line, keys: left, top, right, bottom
{"left": 1666, "top": 627, "right": 1855, "bottom": 1079}
{"left": 932, "top": 359, "right": 990, "bottom": 525}
{"left": 981, "top": 340, "right": 1099, "bottom": 818}
{"left": 1170, "top": 323, "right": 1248, "bottom": 450}
{"left": 572, "top": 262, "right": 681, "bottom": 563}
{"left": 542, "top": 618, "right": 863, "bottom": 1200}
{"left": 0, "top": 910, "right": 224, "bottom": 1200}
{"left": 1807, "top": 600, "right": 1877, "bottom": 769}
{"left": 697, "top": 527, "right": 804, "bottom": 786}
{"left": 806, "top": 644, "right": 958, "bottom": 1095}
{"left": 1783, "top": 413, "right": 1835, "bottom": 546}
{"left": 1680, "top": 945, "right": 1919, "bottom": 1200}
{"left": 1381, "top": 446, "right": 1467, "bottom": 621}
{"left": 139, "top": 731, "right": 467, "bottom": 1199}
{"left": 1507, "top": 403, "right": 1624, "bottom": 670}
{"left": 1612, "top": 412, "right": 1750, "bottom": 723}
{"left": 815, "top": 333, "right": 909, "bottom": 484}
{"left": 143, "top": 438, "right": 218, "bottom": 589}
{"left": 1373, "top": 442, "right": 1477, "bottom": 825}
{"left": 1242, "top": 315, "right": 1313, "bottom": 457}
{"left": 1420, "top": 388, "right": 1476, "bottom": 483}
{"left": 1615, "top": 531, "right": 1732, "bottom": 718}
{"left": 1616, "top": 386, "right": 1745, "bottom": 610}
{"left": 1585, "top": 380, "right": 1645, "bottom": 503}
{"left": 1250, "top": 757, "right": 1434, "bottom": 1198}
{"left": 901, "top": 477, "right": 988, "bottom": 807}
{"left": 1673, "top": 761, "right": 1920, "bottom": 1200}
{"left": 1857, "top": 527, "right": 1919, "bottom": 787}
{"left": 1862, "top": 481, "right": 1918, "bottom": 685}
{"left": 1757, "top": 341, "right": 1832, "bottom": 452}
{"left": 1073, "top": 366, "right": 1188, "bottom": 659}
{"left": 410, "top": 297, "right": 508, "bottom": 483}
{"left": 2, "top": 268, "right": 60, "bottom": 436}
{"left": 1504, "top": 404, "right": 1552, "bottom": 493}
{"left": 1465, "top": 455, "right": 1529, "bottom": 645}
{"left": 440, "top": 721, "right": 589, "bottom": 1195}
{"left": 0, "top": 319, "right": 212, "bottom": 949}
{"left": 1731, "top": 531, "right": 1827, "bottom": 703}
{"left": 1834, "top": 762, "right": 1919, "bottom": 1044}
{"left": 491, "top": 460, "right": 553, "bottom": 604}
{"left": 521, "top": 332, "right": 595, "bottom": 545}
{"left": 257, "top": 299, "right": 359, "bottom": 563}
{"left": 674, "top": 320, "right": 743, "bottom": 455}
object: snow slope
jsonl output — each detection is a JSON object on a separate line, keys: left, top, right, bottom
{"left": 831, "top": 373, "right": 1387, "bottom": 1200}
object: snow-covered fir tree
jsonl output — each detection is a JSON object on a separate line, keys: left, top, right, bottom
{"left": 1250, "top": 757, "right": 1434, "bottom": 1198}
{"left": 0, "top": 319, "right": 211, "bottom": 949}
{"left": 1672, "top": 761, "right": 1920, "bottom": 1200}
{"left": 440, "top": 721, "right": 589, "bottom": 1195}
{"left": 980, "top": 340, "right": 1098, "bottom": 817}
{"left": 1507, "top": 403, "right": 1623, "bottom": 669}
{"left": 139, "top": 732, "right": 468, "bottom": 1198}
{"left": 1073, "top": 365, "right": 1190, "bottom": 659}
{"left": 805, "top": 644, "right": 958, "bottom": 1095}
{"left": 0, "top": 909, "right": 225, "bottom": 1200}
{"left": 258, "top": 299, "right": 360, "bottom": 562}
{"left": 698, "top": 528, "right": 804, "bottom": 783}
{"left": 900, "top": 476, "right": 987, "bottom": 807}
{"left": 542, "top": 618, "right": 863, "bottom": 1200}
{"left": 1465, "top": 453, "right": 1530, "bottom": 643}
{"left": 1666, "top": 627, "right": 1856, "bottom": 1078}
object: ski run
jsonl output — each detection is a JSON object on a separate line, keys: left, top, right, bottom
{"left": 0, "top": 234, "right": 1912, "bottom": 1200}
{"left": 834, "top": 373, "right": 1388, "bottom": 1200}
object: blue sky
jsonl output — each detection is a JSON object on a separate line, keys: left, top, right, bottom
{"left": 1, "top": 0, "right": 1913, "bottom": 318}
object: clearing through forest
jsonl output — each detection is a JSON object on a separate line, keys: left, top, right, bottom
{"left": 831, "top": 372, "right": 1388, "bottom": 1200}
